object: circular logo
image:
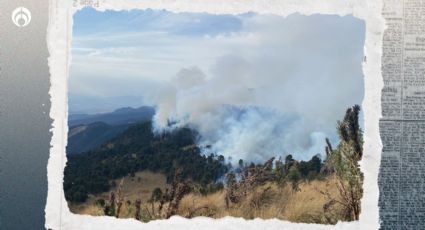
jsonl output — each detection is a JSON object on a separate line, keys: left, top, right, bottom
{"left": 12, "top": 7, "right": 31, "bottom": 27}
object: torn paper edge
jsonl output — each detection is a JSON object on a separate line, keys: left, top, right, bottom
{"left": 45, "top": 0, "right": 385, "bottom": 229}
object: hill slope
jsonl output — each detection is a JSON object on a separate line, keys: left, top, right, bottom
{"left": 64, "top": 121, "right": 228, "bottom": 203}
{"left": 67, "top": 122, "right": 130, "bottom": 154}
{"left": 67, "top": 106, "right": 155, "bottom": 154}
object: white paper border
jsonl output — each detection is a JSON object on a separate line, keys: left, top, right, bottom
{"left": 46, "top": 0, "right": 385, "bottom": 229}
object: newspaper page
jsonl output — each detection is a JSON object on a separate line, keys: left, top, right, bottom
{"left": 379, "top": 0, "right": 425, "bottom": 228}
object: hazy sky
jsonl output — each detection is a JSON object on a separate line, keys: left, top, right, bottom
{"left": 69, "top": 8, "right": 365, "bottom": 161}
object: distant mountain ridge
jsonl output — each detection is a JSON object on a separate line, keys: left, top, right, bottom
{"left": 67, "top": 106, "right": 155, "bottom": 155}
{"left": 69, "top": 106, "right": 155, "bottom": 127}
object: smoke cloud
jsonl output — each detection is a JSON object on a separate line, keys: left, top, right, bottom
{"left": 71, "top": 10, "right": 365, "bottom": 162}
{"left": 150, "top": 52, "right": 364, "bottom": 163}
{"left": 142, "top": 15, "right": 366, "bottom": 163}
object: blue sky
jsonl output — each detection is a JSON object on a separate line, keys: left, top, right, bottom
{"left": 73, "top": 8, "right": 246, "bottom": 37}
{"left": 69, "top": 8, "right": 365, "bottom": 161}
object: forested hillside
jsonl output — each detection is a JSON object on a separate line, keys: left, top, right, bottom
{"left": 64, "top": 121, "right": 228, "bottom": 202}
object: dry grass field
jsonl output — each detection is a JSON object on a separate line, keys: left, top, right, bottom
{"left": 68, "top": 171, "right": 168, "bottom": 218}
{"left": 178, "top": 177, "right": 344, "bottom": 223}
{"left": 69, "top": 171, "right": 344, "bottom": 224}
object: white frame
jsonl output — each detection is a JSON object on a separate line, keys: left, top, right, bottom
{"left": 46, "top": 0, "right": 384, "bottom": 229}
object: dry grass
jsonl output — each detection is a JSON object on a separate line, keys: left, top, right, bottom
{"left": 73, "top": 204, "right": 104, "bottom": 216}
{"left": 68, "top": 171, "right": 167, "bottom": 218}
{"left": 179, "top": 190, "right": 227, "bottom": 218}
{"left": 70, "top": 172, "right": 344, "bottom": 224}
{"left": 178, "top": 176, "right": 344, "bottom": 223}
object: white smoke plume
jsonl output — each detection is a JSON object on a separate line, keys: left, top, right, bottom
{"left": 149, "top": 51, "right": 364, "bottom": 163}
{"left": 144, "top": 15, "right": 366, "bottom": 163}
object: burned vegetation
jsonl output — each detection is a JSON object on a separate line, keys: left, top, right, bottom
{"left": 65, "top": 105, "right": 363, "bottom": 224}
